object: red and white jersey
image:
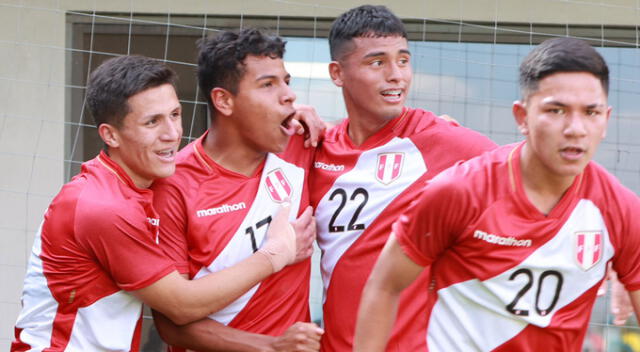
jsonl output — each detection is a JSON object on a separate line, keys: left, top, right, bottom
{"left": 395, "top": 142, "right": 640, "bottom": 352}
{"left": 12, "top": 151, "right": 176, "bottom": 352}
{"left": 310, "top": 108, "right": 496, "bottom": 351}
{"left": 152, "top": 132, "right": 314, "bottom": 338}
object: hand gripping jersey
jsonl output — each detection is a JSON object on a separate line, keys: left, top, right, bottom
{"left": 12, "top": 151, "right": 176, "bottom": 351}
{"left": 310, "top": 108, "right": 497, "bottom": 351}
{"left": 395, "top": 142, "right": 640, "bottom": 352}
{"left": 152, "top": 132, "right": 314, "bottom": 341}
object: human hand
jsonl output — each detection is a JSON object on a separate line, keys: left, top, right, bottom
{"left": 438, "top": 114, "right": 460, "bottom": 126}
{"left": 271, "top": 322, "right": 324, "bottom": 352}
{"left": 291, "top": 206, "right": 316, "bottom": 264}
{"left": 609, "top": 270, "right": 633, "bottom": 325}
{"left": 259, "top": 202, "right": 296, "bottom": 273}
{"left": 292, "top": 104, "right": 326, "bottom": 148}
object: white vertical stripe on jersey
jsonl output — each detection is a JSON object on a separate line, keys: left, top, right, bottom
{"left": 194, "top": 153, "right": 304, "bottom": 325}
{"left": 315, "top": 137, "right": 427, "bottom": 303}
{"left": 14, "top": 222, "right": 57, "bottom": 350}
{"left": 427, "top": 199, "right": 613, "bottom": 351}
{"left": 65, "top": 291, "right": 141, "bottom": 351}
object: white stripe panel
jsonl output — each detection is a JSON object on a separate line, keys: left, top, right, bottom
{"left": 316, "top": 137, "right": 427, "bottom": 302}
{"left": 428, "top": 199, "right": 613, "bottom": 351}
{"left": 15, "top": 221, "right": 57, "bottom": 351}
{"left": 195, "top": 153, "right": 304, "bottom": 325}
{"left": 66, "top": 291, "right": 142, "bottom": 351}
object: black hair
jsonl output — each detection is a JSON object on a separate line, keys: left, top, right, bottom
{"left": 329, "top": 5, "right": 407, "bottom": 61}
{"left": 519, "top": 37, "right": 609, "bottom": 99}
{"left": 197, "top": 28, "right": 286, "bottom": 117}
{"left": 86, "top": 55, "right": 177, "bottom": 128}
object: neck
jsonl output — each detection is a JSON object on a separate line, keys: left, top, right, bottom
{"left": 203, "top": 125, "right": 267, "bottom": 177}
{"left": 519, "top": 143, "right": 577, "bottom": 215}
{"left": 345, "top": 105, "right": 400, "bottom": 146}
{"left": 104, "top": 149, "right": 151, "bottom": 189}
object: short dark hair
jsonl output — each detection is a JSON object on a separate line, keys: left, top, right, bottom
{"left": 86, "top": 55, "right": 177, "bottom": 128}
{"left": 197, "top": 28, "right": 286, "bottom": 116}
{"left": 519, "top": 37, "right": 609, "bottom": 99}
{"left": 329, "top": 5, "right": 407, "bottom": 61}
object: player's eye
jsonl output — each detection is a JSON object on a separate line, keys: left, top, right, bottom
{"left": 548, "top": 107, "right": 565, "bottom": 115}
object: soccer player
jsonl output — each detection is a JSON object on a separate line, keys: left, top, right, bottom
{"left": 355, "top": 37, "right": 640, "bottom": 351}
{"left": 310, "top": 5, "right": 497, "bottom": 351}
{"left": 150, "top": 29, "right": 324, "bottom": 351}
{"left": 11, "top": 55, "right": 301, "bottom": 351}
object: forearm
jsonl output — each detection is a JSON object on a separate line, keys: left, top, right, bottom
{"left": 153, "top": 310, "right": 276, "bottom": 352}
{"left": 353, "top": 281, "right": 401, "bottom": 352}
{"left": 137, "top": 252, "right": 274, "bottom": 325}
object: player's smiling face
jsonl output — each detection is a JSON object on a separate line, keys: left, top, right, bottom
{"left": 514, "top": 71, "right": 610, "bottom": 182}
{"left": 232, "top": 55, "right": 297, "bottom": 154}
{"left": 330, "top": 35, "right": 412, "bottom": 123}
{"left": 105, "top": 83, "right": 183, "bottom": 188}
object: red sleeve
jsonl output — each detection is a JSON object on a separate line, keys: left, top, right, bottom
{"left": 609, "top": 187, "right": 640, "bottom": 291}
{"left": 393, "top": 166, "right": 472, "bottom": 267}
{"left": 152, "top": 179, "right": 190, "bottom": 275}
{"left": 75, "top": 202, "right": 176, "bottom": 291}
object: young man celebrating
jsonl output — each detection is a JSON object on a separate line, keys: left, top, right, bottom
{"left": 12, "top": 55, "right": 301, "bottom": 351}
{"left": 355, "top": 37, "right": 640, "bottom": 351}
{"left": 310, "top": 5, "right": 496, "bottom": 351}
{"left": 151, "top": 29, "right": 324, "bottom": 352}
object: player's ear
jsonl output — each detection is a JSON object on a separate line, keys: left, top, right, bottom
{"left": 329, "top": 61, "right": 344, "bottom": 87}
{"left": 98, "top": 123, "right": 121, "bottom": 148}
{"left": 211, "top": 87, "right": 234, "bottom": 116}
{"left": 513, "top": 100, "right": 529, "bottom": 136}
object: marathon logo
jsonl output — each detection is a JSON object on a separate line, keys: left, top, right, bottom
{"left": 196, "top": 202, "right": 246, "bottom": 217}
{"left": 314, "top": 161, "right": 344, "bottom": 172}
{"left": 473, "top": 230, "right": 532, "bottom": 247}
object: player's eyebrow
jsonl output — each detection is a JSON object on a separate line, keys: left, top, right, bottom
{"left": 543, "top": 100, "right": 606, "bottom": 109}
{"left": 363, "top": 49, "right": 411, "bottom": 59}
{"left": 255, "top": 74, "right": 277, "bottom": 81}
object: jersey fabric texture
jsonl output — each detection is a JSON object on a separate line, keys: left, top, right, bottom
{"left": 12, "top": 151, "right": 176, "bottom": 352}
{"left": 310, "top": 107, "right": 497, "bottom": 351}
{"left": 152, "top": 132, "right": 314, "bottom": 344}
{"left": 395, "top": 142, "right": 640, "bottom": 352}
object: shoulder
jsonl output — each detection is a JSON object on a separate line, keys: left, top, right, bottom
{"left": 401, "top": 108, "right": 497, "bottom": 160}
{"left": 584, "top": 162, "right": 640, "bottom": 212}
{"left": 277, "top": 134, "right": 316, "bottom": 167}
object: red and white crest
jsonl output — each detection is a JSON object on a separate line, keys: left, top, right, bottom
{"left": 265, "top": 168, "right": 292, "bottom": 203}
{"left": 575, "top": 231, "right": 603, "bottom": 271}
{"left": 376, "top": 152, "right": 404, "bottom": 185}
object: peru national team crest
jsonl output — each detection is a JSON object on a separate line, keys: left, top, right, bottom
{"left": 265, "top": 168, "right": 292, "bottom": 203}
{"left": 376, "top": 152, "right": 404, "bottom": 185}
{"left": 575, "top": 231, "right": 603, "bottom": 271}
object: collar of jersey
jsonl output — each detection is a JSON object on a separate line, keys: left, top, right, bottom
{"left": 96, "top": 150, "right": 152, "bottom": 194}
{"left": 508, "top": 141, "right": 584, "bottom": 219}
{"left": 193, "top": 131, "right": 266, "bottom": 179}
{"left": 340, "top": 107, "right": 409, "bottom": 150}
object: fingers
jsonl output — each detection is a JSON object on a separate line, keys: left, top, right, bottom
{"left": 274, "top": 322, "right": 324, "bottom": 352}
{"left": 292, "top": 206, "right": 316, "bottom": 263}
{"left": 259, "top": 201, "right": 296, "bottom": 272}
{"left": 292, "top": 104, "right": 325, "bottom": 148}
{"left": 610, "top": 270, "right": 633, "bottom": 325}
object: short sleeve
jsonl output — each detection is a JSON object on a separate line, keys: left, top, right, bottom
{"left": 610, "top": 189, "right": 640, "bottom": 291}
{"left": 75, "top": 203, "right": 176, "bottom": 291}
{"left": 393, "top": 168, "right": 471, "bottom": 267}
{"left": 152, "top": 180, "right": 190, "bottom": 274}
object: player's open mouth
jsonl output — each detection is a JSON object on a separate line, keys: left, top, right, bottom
{"left": 560, "top": 146, "right": 585, "bottom": 160}
{"left": 280, "top": 111, "right": 297, "bottom": 136}
{"left": 156, "top": 149, "right": 176, "bottom": 161}
{"left": 381, "top": 89, "right": 403, "bottom": 102}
